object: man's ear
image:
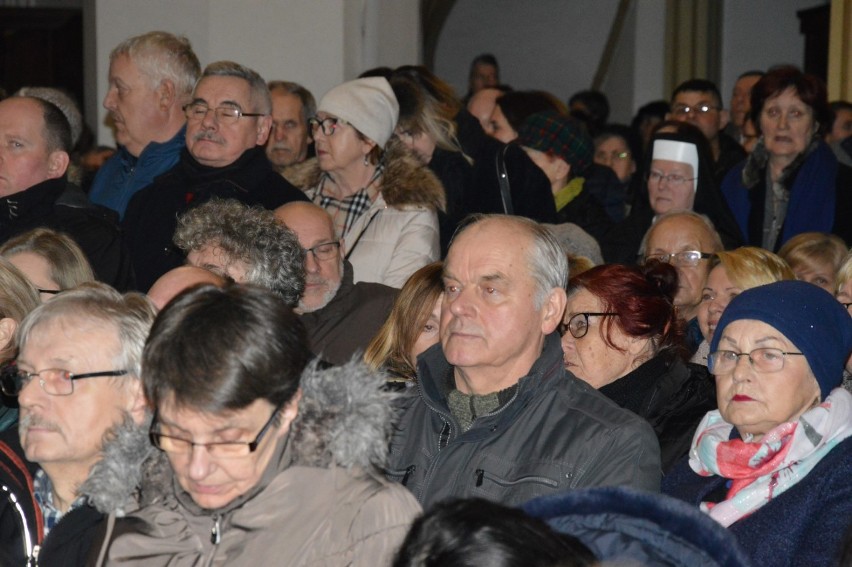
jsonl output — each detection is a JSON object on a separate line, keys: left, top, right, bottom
{"left": 46, "top": 151, "right": 70, "bottom": 179}
{"left": 540, "top": 287, "right": 568, "bottom": 335}
{"left": 718, "top": 108, "right": 730, "bottom": 131}
{"left": 256, "top": 115, "right": 272, "bottom": 146}
{"left": 157, "top": 79, "right": 177, "bottom": 112}
{"left": 126, "top": 379, "right": 149, "bottom": 425}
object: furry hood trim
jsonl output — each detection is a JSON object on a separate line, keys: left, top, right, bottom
{"left": 77, "top": 414, "right": 171, "bottom": 515}
{"left": 289, "top": 358, "right": 399, "bottom": 470}
{"left": 284, "top": 136, "right": 446, "bottom": 212}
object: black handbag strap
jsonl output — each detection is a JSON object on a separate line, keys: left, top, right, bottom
{"left": 496, "top": 144, "right": 514, "bottom": 215}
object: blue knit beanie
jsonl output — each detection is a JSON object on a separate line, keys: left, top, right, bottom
{"left": 709, "top": 280, "right": 852, "bottom": 399}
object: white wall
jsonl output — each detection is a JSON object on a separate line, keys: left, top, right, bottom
{"left": 719, "top": 0, "right": 821, "bottom": 109}
{"left": 91, "top": 0, "right": 419, "bottom": 145}
{"left": 433, "top": 0, "right": 621, "bottom": 101}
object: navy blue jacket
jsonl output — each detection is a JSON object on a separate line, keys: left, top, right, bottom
{"left": 663, "top": 435, "right": 852, "bottom": 567}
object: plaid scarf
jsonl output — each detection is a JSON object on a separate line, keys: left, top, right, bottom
{"left": 314, "top": 166, "right": 383, "bottom": 238}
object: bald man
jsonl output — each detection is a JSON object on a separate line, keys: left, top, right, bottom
{"left": 276, "top": 201, "right": 397, "bottom": 365}
{"left": 147, "top": 265, "right": 227, "bottom": 310}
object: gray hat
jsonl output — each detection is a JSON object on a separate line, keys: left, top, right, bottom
{"left": 318, "top": 77, "right": 399, "bottom": 148}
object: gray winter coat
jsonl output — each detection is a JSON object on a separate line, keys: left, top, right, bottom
{"left": 386, "top": 334, "right": 662, "bottom": 508}
{"left": 99, "top": 361, "right": 421, "bottom": 566}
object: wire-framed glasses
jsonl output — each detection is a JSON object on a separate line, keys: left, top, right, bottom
{"left": 708, "top": 348, "right": 804, "bottom": 374}
{"left": 0, "top": 364, "right": 128, "bottom": 396}
{"left": 183, "top": 103, "right": 265, "bottom": 124}
{"left": 671, "top": 103, "right": 720, "bottom": 116}
{"left": 304, "top": 241, "right": 341, "bottom": 262}
{"left": 646, "top": 170, "right": 696, "bottom": 187}
{"left": 644, "top": 251, "right": 713, "bottom": 268}
{"left": 149, "top": 404, "right": 282, "bottom": 459}
{"left": 560, "top": 312, "right": 618, "bottom": 339}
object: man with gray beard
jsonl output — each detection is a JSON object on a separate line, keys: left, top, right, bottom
{"left": 0, "top": 284, "right": 158, "bottom": 566}
{"left": 276, "top": 201, "right": 397, "bottom": 366}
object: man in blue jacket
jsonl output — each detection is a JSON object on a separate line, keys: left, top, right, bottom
{"left": 89, "top": 31, "right": 201, "bottom": 219}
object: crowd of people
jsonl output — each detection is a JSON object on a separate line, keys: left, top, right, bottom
{"left": 0, "top": 30, "right": 851, "bottom": 567}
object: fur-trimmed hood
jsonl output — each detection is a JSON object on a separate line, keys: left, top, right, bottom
{"left": 285, "top": 136, "right": 446, "bottom": 212}
{"left": 289, "top": 358, "right": 399, "bottom": 470}
{"left": 78, "top": 414, "right": 171, "bottom": 515}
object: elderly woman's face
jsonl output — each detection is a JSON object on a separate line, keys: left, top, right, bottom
{"left": 312, "top": 112, "right": 375, "bottom": 175}
{"left": 714, "top": 319, "right": 820, "bottom": 441}
{"left": 647, "top": 159, "right": 695, "bottom": 215}
{"left": 156, "top": 396, "right": 297, "bottom": 510}
{"left": 698, "top": 265, "right": 741, "bottom": 342}
{"left": 561, "top": 289, "right": 651, "bottom": 389}
{"left": 760, "top": 88, "right": 817, "bottom": 163}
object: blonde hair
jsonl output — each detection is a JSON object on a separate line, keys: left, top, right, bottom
{"left": 0, "top": 256, "right": 40, "bottom": 361}
{"left": 0, "top": 228, "right": 95, "bottom": 291}
{"left": 836, "top": 250, "right": 852, "bottom": 295}
{"left": 364, "top": 262, "right": 443, "bottom": 381}
{"left": 778, "top": 232, "right": 847, "bottom": 273}
{"left": 713, "top": 247, "right": 795, "bottom": 289}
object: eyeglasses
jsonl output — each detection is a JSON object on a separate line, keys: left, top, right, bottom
{"left": 308, "top": 116, "right": 349, "bottom": 136}
{"left": 183, "top": 103, "right": 265, "bottom": 124}
{"left": 708, "top": 348, "right": 804, "bottom": 374}
{"left": 646, "top": 170, "right": 696, "bottom": 187}
{"left": 594, "top": 150, "right": 631, "bottom": 163}
{"left": 0, "top": 364, "right": 128, "bottom": 397}
{"left": 560, "top": 312, "right": 618, "bottom": 339}
{"left": 304, "top": 241, "right": 341, "bottom": 262}
{"left": 672, "top": 103, "right": 720, "bottom": 116}
{"left": 644, "top": 251, "right": 713, "bottom": 267}
{"left": 149, "top": 404, "right": 282, "bottom": 459}
{"left": 37, "top": 288, "right": 61, "bottom": 296}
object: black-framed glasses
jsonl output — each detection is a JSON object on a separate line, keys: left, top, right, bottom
{"left": 37, "top": 288, "right": 62, "bottom": 297}
{"left": 308, "top": 116, "right": 349, "bottom": 136}
{"left": 644, "top": 251, "right": 713, "bottom": 268}
{"left": 183, "top": 103, "right": 265, "bottom": 124}
{"left": 0, "top": 364, "right": 128, "bottom": 397}
{"left": 671, "top": 103, "right": 720, "bottom": 116}
{"left": 560, "top": 312, "right": 618, "bottom": 339}
{"left": 149, "top": 404, "right": 282, "bottom": 459}
{"left": 708, "top": 348, "right": 804, "bottom": 374}
{"left": 304, "top": 241, "right": 341, "bottom": 262}
{"left": 646, "top": 170, "right": 696, "bottom": 187}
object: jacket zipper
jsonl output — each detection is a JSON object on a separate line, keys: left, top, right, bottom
{"left": 210, "top": 513, "right": 221, "bottom": 544}
{"left": 474, "top": 468, "right": 559, "bottom": 488}
{"left": 2, "top": 483, "right": 38, "bottom": 565}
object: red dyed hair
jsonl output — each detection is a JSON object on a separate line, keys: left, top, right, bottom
{"left": 750, "top": 65, "right": 830, "bottom": 135}
{"left": 567, "top": 261, "right": 685, "bottom": 356}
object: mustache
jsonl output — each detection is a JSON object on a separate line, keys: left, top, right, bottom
{"left": 269, "top": 143, "right": 293, "bottom": 152}
{"left": 192, "top": 130, "right": 225, "bottom": 144}
{"left": 19, "top": 412, "right": 60, "bottom": 433}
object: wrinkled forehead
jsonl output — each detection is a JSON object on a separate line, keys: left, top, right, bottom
{"left": 648, "top": 217, "right": 713, "bottom": 252}
{"left": 193, "top": 75, "right": 254, "bottom": 108}
{"left": 447, "top": 220, "right": 533, "bottom": 273}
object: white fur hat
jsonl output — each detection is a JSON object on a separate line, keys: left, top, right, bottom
{"left": 318, "top": 77, "right": 399, "bottom": 148}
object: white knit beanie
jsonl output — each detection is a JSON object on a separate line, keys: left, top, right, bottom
{"left": 318, "top": 77, "right": 399, "bottom": 148}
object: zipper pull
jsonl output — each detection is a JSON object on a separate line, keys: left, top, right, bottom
{"left": 29, "top": 544, "right": 40, "bottom": 566}
{"left": 475, "top": 469, "right": 484, "bottom": 487}
{"left": 210, "top": 515, "right": 221, "bottom": 545}
{"left": 401, "top": 465, "right": 416, "bottom": 486}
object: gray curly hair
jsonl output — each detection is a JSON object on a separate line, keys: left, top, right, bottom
{"left": 173, "top": 199, "right": 305, "bottom": 306}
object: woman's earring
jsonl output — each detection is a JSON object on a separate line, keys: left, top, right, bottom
{"left": 363, "top": 154, "right": 369, "bottom": 166}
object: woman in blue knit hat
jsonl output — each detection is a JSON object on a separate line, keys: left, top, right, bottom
{"left": 663, "top": 280, "right": 852, "bottom": 567}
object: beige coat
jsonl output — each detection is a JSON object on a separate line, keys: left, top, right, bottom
{"left": 100, "top": 361, "right": 422, "bottom": 566}
{"left": 289, "top": 138, "right": 446, "bottom": 288}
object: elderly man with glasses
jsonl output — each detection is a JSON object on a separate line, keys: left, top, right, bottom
{"left": 0, "top": 284, "right": 156, "bottom": 566}
{"left": 275, "top": 201, "right": 397, "bottom": 366}
{"left": 122, "top": 60, "right": 308, "bottom": 292}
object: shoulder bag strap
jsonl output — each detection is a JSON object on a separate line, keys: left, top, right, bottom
{"left": 496, "top": 144, "right": 514, "bottom": 215}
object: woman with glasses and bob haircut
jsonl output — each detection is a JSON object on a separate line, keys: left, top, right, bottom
{"left": 99, "top": 284, "right": 420, "bottom": 566}
{"left": 287, "top": 77, "right": 445, "bottom": 289}
{"left": 561, "top": 260, "right": 716, "bottom": 471}
{"left": 663, "top": 280, "right": 852, "bottom": 567}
